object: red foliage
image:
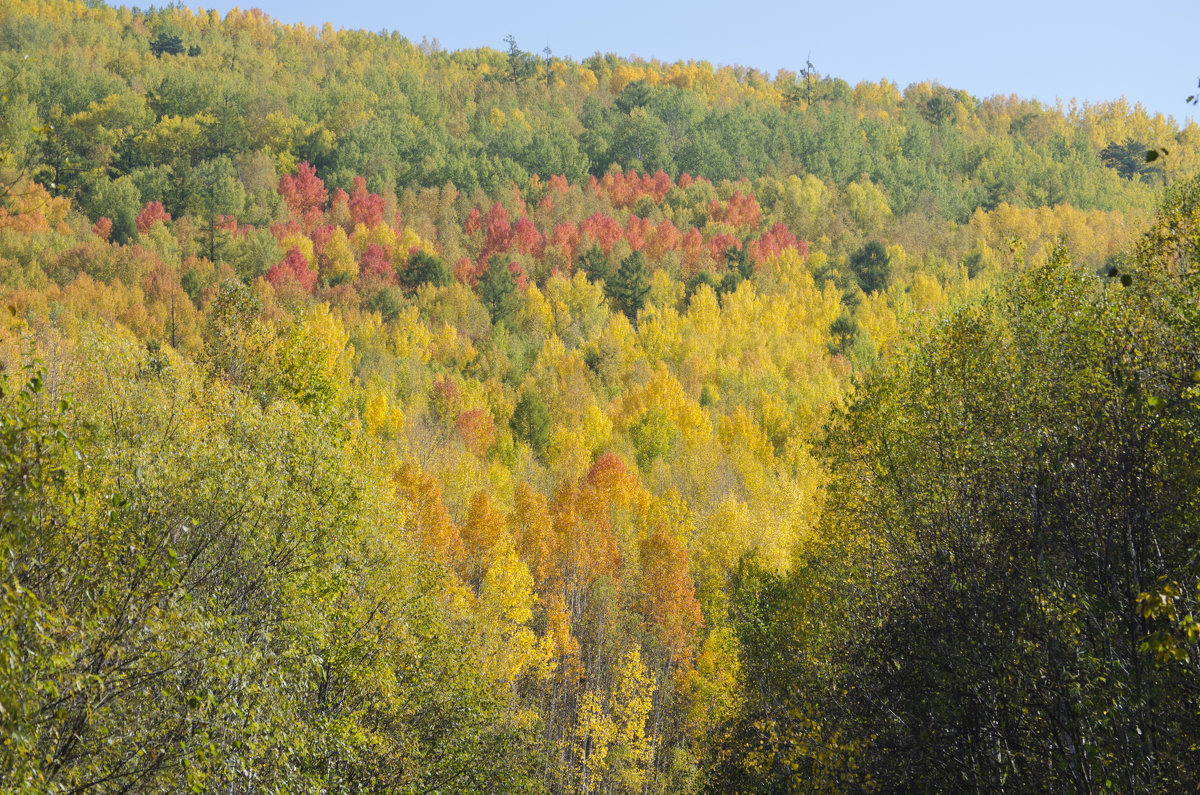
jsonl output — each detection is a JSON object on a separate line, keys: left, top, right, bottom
{"left": 348, "top": 175, "right": 386, "bottom": 228}
{"left": 135, "top": 201, "right": 171, "bottom": 235}
{"left": 580, "top": 212, "right": 623, "bottom": 255}
{"left": 453, "top": 257, "right": 476, "bottom": 284}
{"left": 651, "top": 169, "right": 672, "bottom": 200}
{"left": 646, "top": 219, "right": 681, "bottom": 262}
{"left": 512, "top": 216, "right": 545, "bottom": 257}
{"left": 215, "top": 214, "right": 241, "bottom": 235}
{"left": 455, "top": 408, "right": 497, "bottom": 456}
{"left": 463, "top": 207, "right": 482, "bottom": 236}
{"left": 480, "top": 203, "right": 513, "bottom": 261}
{"left": 265, "top": 246, "right": 317, "bottom": 293}
{"left": 92, "top": 216, "right": 112, "bottom": 240}
{"left": 549, "top": 222, "right": 581, "bottom": 263}
{"left": 680, "top": 227, "right": 705, "bottom": 273}
{"left": 586, "top": 451, "right": 637, "bottom": 493}
{"left": 309, "top": 224, "right": 336, "bottom": 259}
{"left": 708, "top": 232, "right": 741, "bottom": 260}
{"left": 270, "top": 218, "right": 304, "bottom": 242}
{"left": 547, "top": 174, "right": 571, "bottom": 193}
{"left": 360, "top": 244, "right": 393, "bottom": 283}
{"left": 594, "top": 169, "right": 672, "bottom": 209}
{"left": 747, "top": 221, "right": 807, "bottom": 264}
{"left": 707, "top": 191, "right": 762, "bottom": 229}
{"left": 624, "top": 214, "right": 653, "bottom": 251}
{"left": 278, "top": 162, "right": 328, "bottom": 217}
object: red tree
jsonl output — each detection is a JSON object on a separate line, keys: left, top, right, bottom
{"left": 265, "top": 246, "right": 317, "bottom": 293}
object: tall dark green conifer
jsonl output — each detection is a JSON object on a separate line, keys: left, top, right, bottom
{"left": 608, "top": 250, "right": 651, "bottom": 321}
{"left": 479, "top": 254, "right": 519, "bottom": 326}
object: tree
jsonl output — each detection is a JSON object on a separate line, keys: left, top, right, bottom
{"left": 848, "top": 240, "right": 890, "bottom": 293}
{"left": 1101, "top": 138, "right": 1163, "bottom": 183}
{"left": 149, "top": 32, "right": 184, "bottom": 58}
{"left": 479, "top": 253, "right": 521, "bottom": 326}
{"left": 608, "top": 250, "right": 651, "bottom": 321}
{"left": 579, "top": 244, "right": 612, "bottom": 285}
{"left": 721, "top": 230, "right": 1200, "bottom": 790}
{"left": 503, "top": 35, "right": 536, "bottom": 84}
{"left": 510, "top": 389, "right": 551, "bottom": 454}
{"left": 401, "top": 249, "right": 451, "bottom": 293}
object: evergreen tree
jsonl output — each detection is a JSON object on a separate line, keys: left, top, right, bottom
{"left": 608, "top": 250, "right": 651, "bottom": 321}
{"left": 479, "top": 254, "right": 519, "bottom": 326}
{"left": 849, "top": 241, "right": 891, "bottom": 293}
{"left": 578, "top": 244, "right": 611, "bottom": 285}
{"left": 510, "top": 390, "right": 550, "bottom": 454}
{"left": 401, "top": 250, "right": 451, "bottom": 293}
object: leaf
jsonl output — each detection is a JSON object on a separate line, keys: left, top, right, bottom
{"left": 1146, "top": 150, "right": 1159, "bottom": 162}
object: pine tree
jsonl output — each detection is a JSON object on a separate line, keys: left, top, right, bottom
{"left": 479, "top": 254, "right": 519, "bottom": 326}
{"left": 608, "top": 250, "right": 650, "bottom": 321}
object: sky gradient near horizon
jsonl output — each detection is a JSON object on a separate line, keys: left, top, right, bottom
{"left": 198, "top": 0, "right": 1199, "bottom": 123}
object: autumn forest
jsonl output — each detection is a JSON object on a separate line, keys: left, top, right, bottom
{"left": 3, "top": 2, "right": 1200, "bottom": 792}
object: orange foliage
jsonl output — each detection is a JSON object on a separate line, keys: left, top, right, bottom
{"left": 394, "top": 463, "right": 464, "bottom": 567}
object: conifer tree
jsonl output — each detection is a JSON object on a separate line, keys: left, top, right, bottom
{"left": 608, "top": 250, "right": 651, "bottom": 321}
{"left": 479, "top": 253, "right": 519, "bottom": 326}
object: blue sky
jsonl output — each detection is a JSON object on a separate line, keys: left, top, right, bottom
{"left": 200, "top": 0, "right": 1198, "bottom": 123}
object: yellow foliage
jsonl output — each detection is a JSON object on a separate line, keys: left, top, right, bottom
{"left": 574, "top": 647, "right": 656, "bottom": 792}
{"left": 277, "top": 232, "right": 314, "bottom": 264}
{"left": 352, "top": 221, "right": 399, "bottom": 255}
{"left": 363, "top": 390, "right": 405, "bottom": 438}
{"left": 390, "top": 306, "right": 433, "bottom": 362}
{"left": 142, "top": 114, "right": 215, "bottom": 163}
{"left": 322, "top": 226, "right": 357, "bottom": 283}
{"left": 476, "top": 533, "right": 555, "bottom": 685}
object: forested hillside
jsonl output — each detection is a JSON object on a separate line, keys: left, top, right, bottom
{"left": 2, "top": 2, "right": 1200, "bottom": 792}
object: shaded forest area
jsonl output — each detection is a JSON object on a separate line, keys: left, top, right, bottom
{"left": 2, "top": 2, "right": 1200, "bottom": 792}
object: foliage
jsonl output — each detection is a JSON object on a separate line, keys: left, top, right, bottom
{"left": 716, "top": 196, "right": 1200, "bottom": 790}
{"left": 2, "top": 4, "right": 1199, "bottom": 789}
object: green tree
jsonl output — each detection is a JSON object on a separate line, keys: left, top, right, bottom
{"left": 579, "top": 244, "right": 612, "bottom": 285}
{"left": 401, "top": 249, "right": 451, "bottom": 293}
{"left": 848, "top": 240, "right": 890, "bottom": 293}
{"left": 720, "top": 228, "right": 1200, "bottom": 790}
{"left": 608, "top": 250, "right": 651, "bottom": 321}
{"left": 510, "top": 389, "right": 551, "bottom": 455}
{"left": 479, "top": 254, "right": 521, "bottom": 327}
{"left": 149, "top": 32, "right": 184, "bottom": 58}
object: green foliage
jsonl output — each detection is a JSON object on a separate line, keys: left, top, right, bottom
{"left": 630, "top": 406, "right": 676, "bottom": 471}
{"left": 479, "top": 254, "right": 520, "bottom": 327}
{"left": 201, "top": 280, "right": 277, "bottom": 402}
{"left": 1101, "top": 137, "right": 1164, "bottom": 183}
{"left": 720, "top": 216, "right": 1200, "bottom": 790}
{"left": 401, "top": 249, "right": 451, "bottom": 293}
{"left": 510, "top": 388, "right": 550, "bottom": 454}
{"left": 848, "top": 240, "right": 890, "bottom": 293}
{"left": 579, "top": 244, "right": 611, "bottom": 285}
{"left": 149, "top": 32, "right": 184, "bottom": 58}
{"left": 0, "top": 336, "right": 539, "bottom": 793}
{"left": 608, "top": 250, "right": 651, "bottom": 321}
